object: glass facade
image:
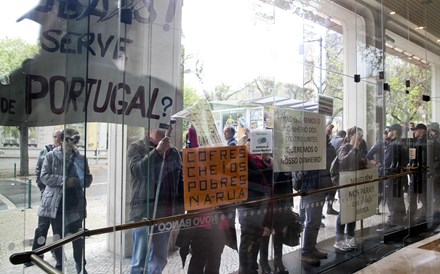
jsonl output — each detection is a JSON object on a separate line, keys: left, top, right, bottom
{"left": 1, "top": 0, "right": 440, "bottom": 273}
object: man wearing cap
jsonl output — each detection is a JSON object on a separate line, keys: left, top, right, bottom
{"left": 128, "top": 124, "right": 183, "bottom": 274}
{"left": 408, "top": 123, "right": 428, "bottom": 223}
{"left": 383, "top": 124, "right": 408, "bottom": 227}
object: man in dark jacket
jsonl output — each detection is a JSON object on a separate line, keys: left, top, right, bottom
{"left": 408, "top": 123, "right": 428, "bottom": 223}
{"left": 383, "top": 124, "right": 408, "bottom": 226}
{"left": 128, "top": 124, "right": 183, "bottom": 274}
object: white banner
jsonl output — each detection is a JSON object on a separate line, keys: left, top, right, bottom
{"left": 0, "top": 0, "right": 182, "bottom": 129}
{"left": 339, "top": 168, "right": 379, "bottom": 224}
{"left": 273, "top": 108, "right": 326, "bottom": 172}
{"left": 172, "top": 98, "right": 223, "bottom": 147}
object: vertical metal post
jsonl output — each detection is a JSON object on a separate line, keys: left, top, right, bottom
{"left": 14, "top": 163, "right": 16, "bottom": 179}
{"left": 319, "top": 37, "right": 323, "bottom": 95}
{"left": 28, "top": 179, "right": 32, "bottom": 208}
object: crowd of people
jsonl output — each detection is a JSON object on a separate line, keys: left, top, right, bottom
{"left": 25, "top": 120, "right": 440, "bottom": 273}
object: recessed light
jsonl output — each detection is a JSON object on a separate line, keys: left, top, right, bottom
{"left": 415, "top": 26, "right": 425, "bottom": 30}
{"left": 390, "top": 11, "right": 396, "bottom": 15}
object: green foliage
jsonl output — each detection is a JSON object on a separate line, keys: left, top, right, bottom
{"left": 386, "top": 56, "right": 431, "bottom": 124}
{"left": 2, "top": 126, "right": 20, "bottom": 139}
{"left": 0, "top": 37, "right": 39, "bottom": 80}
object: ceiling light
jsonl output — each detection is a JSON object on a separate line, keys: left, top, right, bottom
{"left": 390, "top": 11, "right": 396, "bottom": 15}
{"left": 394, "top": 47, "right": 404, "bottom": 53}
{"left": 403, "top": 51, "right": 412, "bottom": 56}
{"left": 437, "top": 39, "right": 440, "bottom": 43}
{"left": 415, "top": 26, "right": 425, "bottom": 30}
{"left": 413, "top": 55, "right": 421, "bottom": 60}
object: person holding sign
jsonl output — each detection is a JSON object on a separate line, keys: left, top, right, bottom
{"left": 237, "top": 137, "right": 273, "bottom": 274}
{"left": 128, "top": 123, "right": 183, "bottom": 274}
{"left": 333, "top": 126, "right": 368, "bottom": 252}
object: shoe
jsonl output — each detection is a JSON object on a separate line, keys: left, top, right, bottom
{"left": 259, "top": 260, "right": 273, "bottom": 274}
{"left": 327, "top": 208, "right": 339, "bottom": 215}
{"left": 24, "top": 262, "right": 33, "bottom": 267}
{"left": 334, "top": 240, "right": 351, "bottom": 252}
{"left": 75, "top": 263, "right": 88, "bottom": 274}
{"left": 321, "top": 214, "right": 326, "bottom": 219}
{"left": 346, "top": 237, "right": 357, "bottom": 249}
{"left": 312, "top": 249, "right": 328, "bottom": 260}
{"left": 273, "top": 259, "right": 288, "bottom": 274}
{"left": 301, "top": 253, "right": 320, "bottom": 266}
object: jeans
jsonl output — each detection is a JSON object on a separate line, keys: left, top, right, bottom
{"left": 130, "top": 227, "right": 171, "bottom": 274}
{"left": 336, "top": 214, "right": 355, "bottom": 241}
{"left": 301, "top": 196, "right": 325, "bottom": 253}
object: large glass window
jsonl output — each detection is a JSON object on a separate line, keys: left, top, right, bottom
{"left": 2, "top": 0, "right": 440, "bottom": 273}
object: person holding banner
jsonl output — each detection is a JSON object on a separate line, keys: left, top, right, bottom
{"left": 128, "top": 123, "right": 183, "bottom": 274}
{"left": 333, "top": 126, "right": 368, "bottom": 252}
{"left": 237, "top": 137, "right": 273, "bottom": 274}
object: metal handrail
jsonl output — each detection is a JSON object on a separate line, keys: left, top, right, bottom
{"left": 10, "top": 170, "right": 415, "bottom": 271}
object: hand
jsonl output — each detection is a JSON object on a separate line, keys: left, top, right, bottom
{"left": 263, "top": 226, "right": 272, "bottom": 236}
{"left": 65, "top": 177, "right": 77, "bottom": 188}
{"left": 156, "top": 136, "right": 171, "bottom": 157}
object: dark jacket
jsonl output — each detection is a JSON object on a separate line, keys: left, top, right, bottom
{"left": 238, "top": 154, "right": 272, "bottom": 230}
{"left": 128, "top": 138, "right": 183, "bottom": 222}
{"left": 338, "top": 143, "right": 368, "bottom": 172}
{"left": 36, "top": 144, "right": 55, "bottom": 192}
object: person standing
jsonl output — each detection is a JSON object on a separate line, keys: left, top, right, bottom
{"left": 408, "top": 123, "right": 428, "bottom": 223}
{"left": 428, "top": 122, "right": 440, "bottom": 214}
{"left": 128, "top": 123, "right": 183, "bottom": 274}
{"left": 39, "top": 128, "right": 93, "bottom": 273}
{"left": 367, "top": 126, "right": 390, "bottom": 215}
{"left": 257, "top": 170, "right": 291, "bottom": 274}
{"left": 26, "top": 129, "right": 62, "bottom": 267}
{"left": 237, "top": 137, "right": 272, "bottom": 274}
{"left": 178, "top": 126, "right": 237, "bottom": 274}
{"left": 298, "top": 134, "right": 334, "bottom": 266}
{"left": 333, "top": 126, "right": 368, "bottom": 252}
{"left": 382, "top": 124, "right": 408, "bottom": 226}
